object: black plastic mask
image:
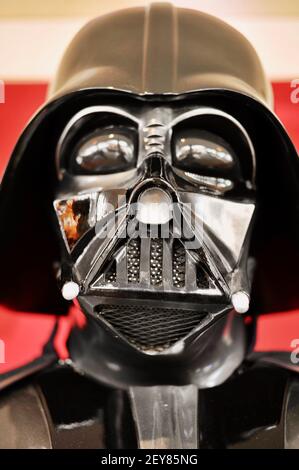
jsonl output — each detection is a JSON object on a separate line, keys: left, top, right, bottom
{"left": 54, "top": 101, "right": 256, "bottom": 355}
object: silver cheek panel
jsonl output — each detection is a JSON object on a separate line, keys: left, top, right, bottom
{"left": 54, "top": 189, "right": 255, "bottom": 294}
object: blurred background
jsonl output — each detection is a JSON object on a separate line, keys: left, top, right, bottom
{"left": 0, "top": 0, "right": 298, "bottom": 170}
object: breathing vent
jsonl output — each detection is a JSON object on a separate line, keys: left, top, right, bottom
{"left": 96, "top": 304, "right": 207, "bottom": 352}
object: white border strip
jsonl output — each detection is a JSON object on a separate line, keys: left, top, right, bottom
{"left": 0, "top": 17, "right": 298, "bottom": 80}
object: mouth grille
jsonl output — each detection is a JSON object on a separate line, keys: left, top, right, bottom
{"left": 127, "top": 239, "right": 141, "bottom": 283}
{"left": 101, "top": 237, "right": 214, "bottom": 291}
{"left": 97, "top": 304, "right": 207, "bottom": 352}
{"left": 172, "top": 240, "right": 186, "bottom": 288}
{"left": 150, "top": 239, "right": 163, "bottom": 286}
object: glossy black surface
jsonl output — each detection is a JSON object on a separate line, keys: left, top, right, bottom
{"left": 199, "top": 364, "right": 290, "bottom": 448}
{"left": 0, "top": 362, "right": 294, "bottom": 448}
{"left": 36, "top": 365, "right": 137, "bottom": 449}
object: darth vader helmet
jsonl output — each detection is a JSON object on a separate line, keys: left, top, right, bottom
{"left": 0, "top": 3, "right": 299, "bottom": 388}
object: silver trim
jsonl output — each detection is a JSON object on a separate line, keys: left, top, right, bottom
{"left": 129, "top": 385, "right": 198, "bottom": 449}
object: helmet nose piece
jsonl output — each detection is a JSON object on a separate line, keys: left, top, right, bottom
{"left": 136, "top": 187, "right": 172, "bottom": 225}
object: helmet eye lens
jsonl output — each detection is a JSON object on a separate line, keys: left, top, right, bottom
{"left": 171, "top": 112, "right": 255, "bottom": 188}
{"left": 57, "top": 111, "right": 138, "bottom": 177}
{"left": 70, "top": 127, "right": 136, "bottom": 175}
{"left": 175, "top": 129, "right": 235, "bottom": 173}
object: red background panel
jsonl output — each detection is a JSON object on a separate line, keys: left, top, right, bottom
{"left": 0, "top": 83, "right": 48, "bottom": 176}
{"left": 0, "top": 81, "right": 298, "bottom": 373}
